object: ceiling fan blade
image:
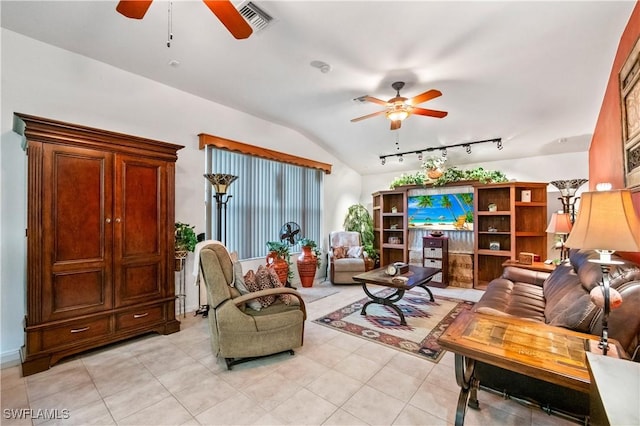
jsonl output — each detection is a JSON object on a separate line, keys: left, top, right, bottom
{"left": 412, "top": 107, "right": 448, "bottom": 119}
{"left": 390, "top": 120, "right": 401, "bottom": 131}
{"left": 116, "top": 0, "right": 153, "bottom": 19}
{"left": 351, "top": 110, "right": 386, "bottom": 122}
{"left": 408, "top": 89, "right": 442, "bottom": 106}
{"left": 362, "top": 96, "right": 389, "bottom": 106}
{"left": 202, "top": 0, "right": 253, "bottom": 39}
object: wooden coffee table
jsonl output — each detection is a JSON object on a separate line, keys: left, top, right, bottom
{"left": 438, "top": 311, "right": 622, "bottom": 425}
{"left": 352, "top": 265, "right": 440, "bottom": 326}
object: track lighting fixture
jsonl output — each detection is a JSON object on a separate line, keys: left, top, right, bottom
{"left": 378, "top": 137, "right": 502, "bottom": 165}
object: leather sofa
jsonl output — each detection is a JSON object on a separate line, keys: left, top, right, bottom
{"left": 472, "top": 249, "right": 640, "bottom": 418}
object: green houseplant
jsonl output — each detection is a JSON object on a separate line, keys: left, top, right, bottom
{"left": 266, "top": 241, "right": 293, "bottom": 284}
{"left": 175, "top": 222, "right": 197, "bottom": 272}
{"left": 343, "top": 204, "right": 378, "bottom": 265}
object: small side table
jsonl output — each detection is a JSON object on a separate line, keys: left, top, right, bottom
{"left": 175, "top": 256, "right": 187, "bottom": 318}
{"left": 502, "top": 259, "right": 556, "bottom": 273}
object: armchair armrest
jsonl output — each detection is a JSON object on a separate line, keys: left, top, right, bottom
{"left": 231, "top": 287, "right": 307, "bottom": 319}
{"left": 502, "top": 266, "right": 550, "bottom": 287}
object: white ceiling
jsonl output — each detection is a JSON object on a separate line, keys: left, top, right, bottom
{"left": 1, "top": 1, "right": 635, "bottom": 175}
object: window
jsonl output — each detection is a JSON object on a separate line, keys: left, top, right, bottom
{"left": 205, "top": 146, "right": 323, "bottom": 259}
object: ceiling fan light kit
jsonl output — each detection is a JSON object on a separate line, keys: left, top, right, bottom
{"left": 351, "top": 81, "right": 448, "bottom": 130}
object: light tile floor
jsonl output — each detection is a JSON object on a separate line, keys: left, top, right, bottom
{"left": 1, "top": 283, "right": 575, "bottom": 426}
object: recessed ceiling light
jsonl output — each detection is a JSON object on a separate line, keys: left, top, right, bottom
{"left": 168, "top": 59, "right": 180, "bottom": 67}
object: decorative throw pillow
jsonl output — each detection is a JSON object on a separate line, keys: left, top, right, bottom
{"left": 244, "top": 265, "right": 291, "bottom": 308}
{"left": 333, "top": 246, "right": 347, "bottom": 259}
{"left": 347, "top": 245, "right": 363, "bottom": 258}
{"left": 242, "top": 270, "right": 262, "bottom": 311}
{"left": 229, "top": 254, "right": 262, "bottom": 311}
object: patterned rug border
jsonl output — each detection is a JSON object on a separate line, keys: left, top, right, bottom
{"left": 313, "top": 289, "right": 475, "bottom": 363}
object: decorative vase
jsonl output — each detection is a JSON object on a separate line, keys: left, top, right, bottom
{"left": 266, "top": 252, "right": 289, "bottom": 285}
{"left": 297, "top": 246, "right": 317, "bottom": 288}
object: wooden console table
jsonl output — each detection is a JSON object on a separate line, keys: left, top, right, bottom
{"left": 438, "top": 311, "right": 622, "bottom": 425}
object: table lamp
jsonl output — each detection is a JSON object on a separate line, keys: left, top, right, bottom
{"left": 564, "top": 189, "right": 640, "bottom": 355}
{"left": 545, "top": 212, "right": 573, "bottom": 261}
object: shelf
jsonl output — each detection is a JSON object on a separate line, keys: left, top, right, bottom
{"left": 477, "top": 211, "right": 511, "bottom": 216}
{"left": 382, "top": 243, "right": 405, "bottom": 249}
{"left": 383, "top": 228, "right": 404, "bottom": 232}
{"left": 515, "top": 202, "right": 546, "bottom": 207}
{"left": 382, "top": 212, "right": 404, "bottom": 217}
{"left": 477, "top": 249, "right": 511, "bottom": 256}
{"left": 478, "top": 231, "right": 511, "bottom": 235}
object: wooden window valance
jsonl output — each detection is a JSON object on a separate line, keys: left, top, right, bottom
{"left": 198, "top": 133, "right": 332, "bottom": 174}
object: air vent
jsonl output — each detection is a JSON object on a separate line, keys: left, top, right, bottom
{"left": 237, "top": 2, "right": 273, "bottom": 32}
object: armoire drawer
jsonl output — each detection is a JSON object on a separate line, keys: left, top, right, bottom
{"left": 41, "top": 316, "right": 111, "bottom": 350}
{"left": 116, "top": 305, "right": 165, "bottom": 331}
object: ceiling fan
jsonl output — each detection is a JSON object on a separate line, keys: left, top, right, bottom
{"left": 351, "top": 81, "right": 448, "bottom": 130}
{"left": 116, "top": 0, "right": 253, "bottom": 40}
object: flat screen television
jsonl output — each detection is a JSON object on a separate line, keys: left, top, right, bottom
{"left": 407, "top": 193, "right": 474, "bottom": 231}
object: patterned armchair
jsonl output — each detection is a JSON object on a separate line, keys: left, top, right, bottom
{"left": 329, "top": 231, "right": 370, "bottom": 284}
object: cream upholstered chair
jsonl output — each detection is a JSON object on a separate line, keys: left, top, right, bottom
{"left": 199, "top": 242, "right": 306, "bottom": 369}
{"left": 329, "top": 231, "right": 369, "bottom": 284}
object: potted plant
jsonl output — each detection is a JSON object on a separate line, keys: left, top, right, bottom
{"left": 343, "top": 204, "right": 378, "bottom": 268}
{"left": 297, "top": 238, "right": 321, "bottom": 287}
{"left": 266, "top": 241, "right": 292, "bottom": 285}
{"left": 175, "top": 222, "right": 197, "bottom": 271}
{"left": 422, "top": 156, "right": 446, "bottom": 179}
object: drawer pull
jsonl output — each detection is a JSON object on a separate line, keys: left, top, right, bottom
{"left": 133, "top": 313, "right": 149, "bottom": 319}
{"left": 70, "top": 327, "right": 90, "bottom": 333}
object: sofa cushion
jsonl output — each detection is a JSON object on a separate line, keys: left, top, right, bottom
{"left": 333, "top": 257, "right": 365, "bottom": 272}
{"left": 474, "top": 278, "right": 546, "bottom": 322}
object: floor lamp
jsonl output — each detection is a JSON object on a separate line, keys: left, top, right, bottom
{"left": 204, "top": 173, "right": 238, "bottom": 244}
{"left": 550, "top": 179, "right": 587, "bottom": 223}
{"left": 198, "top": 173, "right": 237, "bottom": 317}
{"left": 564, "top": 189, "right": 640, "bottom": 355}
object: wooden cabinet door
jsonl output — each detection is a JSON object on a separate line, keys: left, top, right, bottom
{"left": 113, "top": 154, "right": 167, "bottom": 307}
{"left": 40, "top": 144, "right": 114, "bottom": 322}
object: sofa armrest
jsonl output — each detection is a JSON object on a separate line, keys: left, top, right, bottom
{"left": 502, "top": 266, "right": 550, "bottom": 287}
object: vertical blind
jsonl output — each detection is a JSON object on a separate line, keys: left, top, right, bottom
{"left": 205, "top": 147, "right": 323, "bottom": 259}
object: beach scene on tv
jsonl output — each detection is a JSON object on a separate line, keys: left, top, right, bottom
{"left": 408, "top": 193, "right": 474, "bottom": 231}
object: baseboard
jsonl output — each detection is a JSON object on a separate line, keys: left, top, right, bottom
{"left": 1, "top": 349, "right": 21, "bottom": 369}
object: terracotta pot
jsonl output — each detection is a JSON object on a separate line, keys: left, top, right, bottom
{"left": 266, "top": 251, "right": 289, "bottom": 285}
{"left": 427, "top": 168, "right": 443, "bottom": 179}
{"left": 297, "top": 246, "right": 317, "bottom": 288}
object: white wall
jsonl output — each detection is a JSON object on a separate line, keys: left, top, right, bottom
{"left": 0, "top": 29, "right": 362, "bottom": 365}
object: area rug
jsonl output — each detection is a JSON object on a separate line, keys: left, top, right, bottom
{"left": 313, "top": 288, "right": 475, "bottom": 363}
{"left": 297, "top": 280, "right": 340, "bottom": 304}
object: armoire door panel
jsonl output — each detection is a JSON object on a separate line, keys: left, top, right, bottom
{"left": 51, "top": 270, "right": 105, "bottom": 314}
{"left": 117, "top": 263, "right": 162, "bottom": 305}
{"left": 42, "top": 145, "right": 114, "bottom": 321}
{"left": 119, "top": 158, "right": 163, "bottom": 256}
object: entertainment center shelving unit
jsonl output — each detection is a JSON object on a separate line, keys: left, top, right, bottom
{"left": 372, "top": 181, "right": 547, "bottom": 289}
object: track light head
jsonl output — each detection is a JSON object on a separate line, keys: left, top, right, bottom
{"left": 417, "top": 152, "right": 423, "bottom": 161}
{"left": 442, "top": 148, "right": 447, "bottom": 158}
{"left": 465, "top": 144, "right": 471, "bottom": 154}
{"left": 398, "top": 155, "right": 404, "bottom": 163}
{"left": 381, "top": 157, "right": 386, "bottom": 165}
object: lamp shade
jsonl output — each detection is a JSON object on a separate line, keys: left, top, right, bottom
{"left": 204, "top": 173, "right": 238, "bottom": 195}
{"left": 546, "top": 212, "right": 573, "bottom": 234}
{"left": 564, "top": 190, "right": 640, "bottom": 252}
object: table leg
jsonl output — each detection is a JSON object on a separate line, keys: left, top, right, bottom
{"left": 454, "top": 353, "right": 480, "bottom": 426}
{"left": 416, "top": 283, "right": 435, "bottom": 302}
{"left": 360, "top": 284, "right": 407, "bottom": 325}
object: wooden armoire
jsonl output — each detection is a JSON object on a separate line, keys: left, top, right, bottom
{"left": 14, "top": 113, "right": 183, "bottom": 376}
